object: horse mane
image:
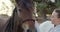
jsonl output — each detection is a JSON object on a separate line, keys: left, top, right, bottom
{"left": 5, "top": 7, "right": 24, "bottom": 32}
{"left": 5, "top": 7, "right": 16, "bottom": 32}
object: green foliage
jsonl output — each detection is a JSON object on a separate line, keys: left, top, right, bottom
{"left": 37, "top": 10, "right": 42, "bottom": 17}
{"left": 10, "top": 0, "right": 16, "bottom": 5}
{"left": 36, "top": 3, "right": 48, "bottom": 17}
{"left": 47, "top": 8, "right": 53, "bottom": 14}
{"left": 37, "top": 3, "right": 48, "bottom": 10}
{"left": 55, "top": 2, "right": 60, "bottom": 7}
{"left": 33, "top": 0, "right": 42, "bottom": 2}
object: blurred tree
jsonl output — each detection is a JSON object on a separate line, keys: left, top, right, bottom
{"left": 55, "top": 0, "right": 60, "bottom": 7}
{"left": 34, "top": 0, "right": 57, "bottom": 20}
{"left": 10, "top": 0, "right": 60, "bottom": 20}
{"left": 37, "top": 3, "right": 48, "bottom": 20}
{"left": 10, "top": 0, "right": 16, "bottom": 5}
{"left": 33, "top": 0, "right": 42, "bottom": 3}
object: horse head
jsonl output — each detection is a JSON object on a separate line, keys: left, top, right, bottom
{"left": 15, "top": 0, "right": 36, "bottom": 32}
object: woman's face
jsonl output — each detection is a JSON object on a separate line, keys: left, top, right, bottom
{"left": 50, "top": 11, "right": 60, "bottom": 25}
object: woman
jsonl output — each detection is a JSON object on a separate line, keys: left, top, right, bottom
{"left": 50, "top": 9, "right": 60, "bottom": 32}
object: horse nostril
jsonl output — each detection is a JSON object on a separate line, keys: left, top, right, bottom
{"left": 27, "top": 29, "right": 32, "bottom": 32}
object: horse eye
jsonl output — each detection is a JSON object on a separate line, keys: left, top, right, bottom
{"left": 19, "top": 9, "right": 22, "bottom": 12}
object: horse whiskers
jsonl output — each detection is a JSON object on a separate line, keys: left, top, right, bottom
{"left": 22, "top": 22, "right": 31, "bottom": 32}
{"left": 22, "top": 22, "right": 29, "bottom": 30}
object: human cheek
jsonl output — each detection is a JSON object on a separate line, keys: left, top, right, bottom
{"left": 51, "top": 18, "right": 55, "bottom": 23}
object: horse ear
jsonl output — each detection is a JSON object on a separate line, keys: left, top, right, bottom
{"left": 23, "top": 0, "right": 33, "bottom": 6}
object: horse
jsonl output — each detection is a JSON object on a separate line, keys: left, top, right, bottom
{"left": 4, "top": 0, "right": 36, "bottom": 32}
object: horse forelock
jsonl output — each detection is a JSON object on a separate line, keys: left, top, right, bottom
{"left": 15, "top": 0, "right": 33, "bottom": 12}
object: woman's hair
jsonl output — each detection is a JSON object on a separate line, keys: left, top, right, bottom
{"left": 54, "top": 8, "right": 60, "bottom": 18}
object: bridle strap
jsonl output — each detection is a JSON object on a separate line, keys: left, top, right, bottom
{"left": 16, "top": 6, "right": 21, "bottom": 17}
{"left": 22, "top": 19, "right": 35, "bottom": 23}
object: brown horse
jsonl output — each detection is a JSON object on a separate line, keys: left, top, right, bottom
{"left": 4, "top": 0, "right": 36, "bottom": 32}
